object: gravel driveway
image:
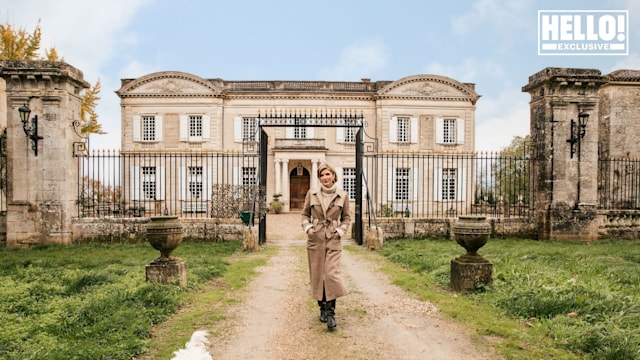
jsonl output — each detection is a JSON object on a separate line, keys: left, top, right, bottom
{"left": 207, "top": 213, "right": 496, "bottom": 359}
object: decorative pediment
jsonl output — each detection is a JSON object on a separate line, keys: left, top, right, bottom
{"left": 116, "top": 71, "right": 220, "bottom": 97}
{"left": 377, "top": 75, "right": 480, "bottom": 103}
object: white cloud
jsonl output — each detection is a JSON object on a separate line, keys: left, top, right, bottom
{"left": 451, "top": 0, "right": 532, "bottom": 35}
{"left": 319, "top": 40, "right": 389, "bottom": 81}
{"left": 0, "top": 0, "right": 153, "bottom": 150}
{"left": 475, "top": 91, "right": 530, "bottom": 152}
{"left": 0, "top": 0, "right": 152, "bottom": 77}
{"left": 422, "top": 58, "right": 506, "bottom": 84}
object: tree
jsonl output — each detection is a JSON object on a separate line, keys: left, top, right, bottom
{"left": 0, "top": 20, "right": 104, "bottom": 136}
{"left": 493, "top": 135, "right": 531, "bottom": 204}
{"left": 0, "top": 21, "right": 41, "bottom": 60}
{"left": 79, "top": 80, "right": 105, "bottom": 134}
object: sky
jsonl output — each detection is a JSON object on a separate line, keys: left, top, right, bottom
{"left": 1, "top": 0, "right": 638, "bottom": 151}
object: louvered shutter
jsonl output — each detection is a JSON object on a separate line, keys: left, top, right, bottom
{"left": 179, "top": 166, "right": 187, "bottom": 200}
{"left": 387, "top": 168, "right": 394, "bottom": 201}
{"left": 435, "top": 118, "right": 444, "bottom": 144}
{"left": 179, "top": 115, "right": 188, "bottom": 141}
{"left": 410, "top": 117, "right": 418, "bottom": 143}
{"left": 156, "top": 166, "right": 165, "bottom": 200}
{"left": 434, "top": 167, "right": 442, "bottom": 201}
{"left": 389, "top": 117, "right": 398, "bottom": 143}
{"left": 336, "top": 128, "right": 344, "bottom": 143}
{"left": 131, "top": 165, "right": 140, "bottom": 200}
{"left": 457, "top": 118, "right": 465, "bottom": 144}
{"left": 413, "top": 167, "right": 419, "bottom": 201}
{"left": 458, "top": 167, "right": 467, "bottom": 201}
{"left": 234, "top": 117, "right": 242, "bottom": 142}
{"left": 133, "top": 116, "right": 141, "bottom": 141}
{"left": 203, "top": 115, "right": 211, "bottom": 141}
{"left": 202, "top": 167, "right": 212, "bottom": 200}
{"left": 155, "top": 116, "right": 163, "bottom": 141}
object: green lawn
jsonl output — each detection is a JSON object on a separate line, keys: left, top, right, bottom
{"left": 1, "top": 238, "right": 639, "bottom": 360}
{"left": 0, "top": 241, "right": 242, "bottom": 360}
{"left": 372, "top": 238, "right": 640, "bottom": 360}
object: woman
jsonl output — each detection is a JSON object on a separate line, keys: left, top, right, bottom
{"left": 301, "top": 163, "right": 351, "bottom": 330}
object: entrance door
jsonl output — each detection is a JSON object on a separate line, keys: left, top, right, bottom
{"left": 289, "top": 168, "right": 310, "bottom": 210}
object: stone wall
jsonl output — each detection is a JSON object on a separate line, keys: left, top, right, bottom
{"left": 0, "top": 214, "right": 636, "bottom": 246}
{"left": 372, "top": 217, "right": 537, "bottom": 240}
{"left": 70, "top": 217, "right": 245, "bottom": 244}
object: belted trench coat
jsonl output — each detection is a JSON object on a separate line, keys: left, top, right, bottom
{"left": 301, "top": 187, "right": 351, "bottom": 301}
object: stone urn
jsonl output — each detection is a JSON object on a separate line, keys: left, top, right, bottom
{"left": 146, "top": 215, "right": 183, "bottom": 261}
{"left": 453, "top": 215, "right": 491, "bottom": 260}
{"left": 451, "top": 215, "right": 493, "bottom": 292}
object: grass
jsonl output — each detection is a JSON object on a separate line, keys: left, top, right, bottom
{"left": 356, "top": 238, "right": 640, "bottom": 360}
{"left": 2, "top": 237, "right": 639, "bottom": 359}
{"left": 0, "top": 240, "right": 249, "bottom": 360}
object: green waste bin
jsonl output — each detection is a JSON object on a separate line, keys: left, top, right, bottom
{"left": 240, "top": 210, "right": 252, "bottom": 225}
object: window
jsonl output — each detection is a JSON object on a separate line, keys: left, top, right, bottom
{"left": 142, "top": 116, "right": 156, "bottom": 141}
{"left": 442, "top": 168, "right": 457, "bottom": 200}
{"left": 180, "top": 114, "right": 209, "bottom": 142}
{"left": 436, "top": 118, "right": 464, "bottom": 145}
{"left": 293, "top": 118, "right": 306, "bottom": 139}
{"left": 142, "top": 166, "right": 157, "bottom": 200}
{"left": 343, "top": 168, "right": 356, "bottom": 199}
{"left": 389, "top": 117, "right": 417, "bottom": 143}
{"left": 243, "top": 117, "right": 257, "bottom": 142}
{"left": 242, "top": 167, "right": 257, "bottom": 185}
{"left": 397, "top": 117, "right": 410, "bottom": 143}
{"left": 189, "top": 115, "right": 202, "bottom": 137}
{"left": 443, "top": 119, "right": 456, "bottom": 143}
{"left": 395, "top": 168, "right": 410, "bottom": 200}
{"left": 344, "top": 127, "right": 356, "bottom": 143}
{"left": 188, "top": 166, "right": 203, "bottom": 199}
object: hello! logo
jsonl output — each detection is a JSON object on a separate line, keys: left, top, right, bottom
{"left": 538, "top": 10, "right": 628, "bottom": 55}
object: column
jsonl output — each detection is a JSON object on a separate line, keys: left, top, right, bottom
{"left": 274, "top": 159, "right": 282, "bottom": 195}
{"left": 311, "top": 159, "right": 319, "bottom": 188}
{"left": 522, "top": 67, "right": 602, "bottom": 241}
{"left": 282, "top": 159, "right": 289, "bottom": 212}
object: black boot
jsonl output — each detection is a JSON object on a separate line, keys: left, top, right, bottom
{"left": 326, "top": 299, "right": 337, "bottom": 330}
{"left": 318, "top": 300, "right": 327, "bottom": 323}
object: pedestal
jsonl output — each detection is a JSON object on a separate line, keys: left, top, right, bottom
{"left": 450, "top": 257, "right": 493, "bottom": 293}
{"left": 145, "top": 258, "right": 188, "bottom": 287}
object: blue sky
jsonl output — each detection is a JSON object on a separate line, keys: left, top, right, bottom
{"left": 2, "top": 0, "right": 638, "bottom": 151}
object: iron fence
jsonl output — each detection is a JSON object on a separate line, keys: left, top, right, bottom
{"left": 362, "top": 152, "right": 533, "bottom": 219}
{"left": 76, "top": 151, "right": 259, "bottom": 218}
{"left": 598, "top": 156, "right": 640, "bottom": 210}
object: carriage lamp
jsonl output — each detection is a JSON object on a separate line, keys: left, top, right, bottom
{"left": 566, "top": 111, "right": 589, "bottom": 159}
{"left": 18, "top": 104, "right": 44, "bottom": 156}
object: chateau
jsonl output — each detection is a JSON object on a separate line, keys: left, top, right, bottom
{"left": 116, "top": 72, "right": 481, "bottom": 213}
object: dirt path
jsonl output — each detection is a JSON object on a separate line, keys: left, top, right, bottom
{"left": 207, "top": 214, "right": 495, "bottom": 359}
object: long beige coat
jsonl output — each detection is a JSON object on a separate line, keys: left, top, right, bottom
{"left": 301, "top": 187, "right": 351, "bottom": 301}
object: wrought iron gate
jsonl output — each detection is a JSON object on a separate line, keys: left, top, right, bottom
{"left": 256, "top": 109, "right": 366, "bottom": 245}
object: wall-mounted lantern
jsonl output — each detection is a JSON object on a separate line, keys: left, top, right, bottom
{"left": 566, "top": 111, "right": 590, "bottom": 159}
{"left": 18, "top": 104, "right": 44, "bottom": 156}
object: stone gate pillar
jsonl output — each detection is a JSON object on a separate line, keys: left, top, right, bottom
{"left": 522, "top": 68, "right": 603, "bottom": 241}
{"left": 0, "top": 61, "right": 89, "bottom": 247}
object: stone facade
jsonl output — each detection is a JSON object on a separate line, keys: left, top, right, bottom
{"left": 116, "top": 72, "right": 480, "bottom": 214}
{"left": 523, "top": 67, "right": 640, "bottom": 241}
{"left": 0, "top": 61, "right": 89, "bottom": 247}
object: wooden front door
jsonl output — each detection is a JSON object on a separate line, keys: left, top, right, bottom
{"left": 290, "top": 168, "right": 310, "bottom": 210}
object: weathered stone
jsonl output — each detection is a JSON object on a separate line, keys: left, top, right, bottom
{"left": 242, "top": 226, "right": 258, "bottom": 251}
{"left": 450, "top": 257, "right": 493, "bottom": 293}
{"left": 364, "top": 226, "right": 384, "bottom": 250}
{"left": 146, "top": 259, "right": 187, "bottom": 287}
